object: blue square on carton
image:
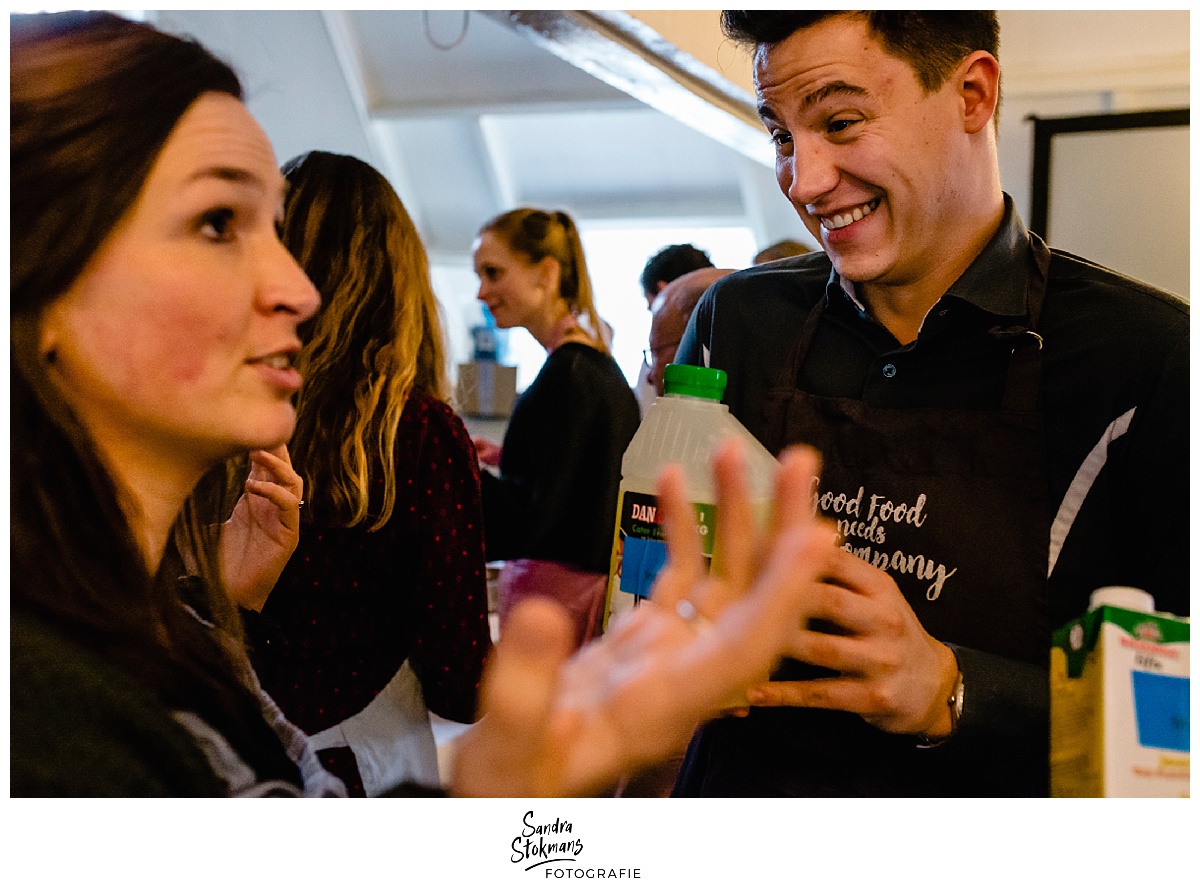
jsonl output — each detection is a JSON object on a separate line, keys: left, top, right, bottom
{"left": 620, "top": 536, "right": 668, "bottom": 600}
{"left": 1131, "top": 670, "right": 1190, "bottom": 752}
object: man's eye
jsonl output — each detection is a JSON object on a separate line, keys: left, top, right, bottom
{"left": 770, "top": 130, "right": 793, "bottom": 147}
{"left": 828, "top": 118, "right": 858, "bottom": 135}
{"left": 199, "top": 208, "right": 235, "bottom": 242}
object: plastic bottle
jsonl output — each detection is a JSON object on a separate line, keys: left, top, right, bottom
{"left": 602, "top": 363, "right": 779, "bottom": 630}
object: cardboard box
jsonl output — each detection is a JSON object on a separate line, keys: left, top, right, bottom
{"left": 456, "top": 361, "right": 517, "bottom": 418}
{"left": 1050, "top": 593, "right": 1190, "bottom": 797}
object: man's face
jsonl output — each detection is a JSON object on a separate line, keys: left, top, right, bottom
{"left": 647, "top": 309, "right": 686, "bottom": 396}
{"left": 755, "top": 15, "right": 978, "bottom": 295}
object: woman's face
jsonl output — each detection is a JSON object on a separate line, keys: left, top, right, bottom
{"left": 40, "top": 92, "right": 320, "bottom": 473}
{"left": 471, "top": 230, "right": 558, "bottom": 331}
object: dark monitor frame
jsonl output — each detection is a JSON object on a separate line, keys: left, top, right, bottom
{"left": 1027, "top": 108, "right": 1189, "bottom": 240}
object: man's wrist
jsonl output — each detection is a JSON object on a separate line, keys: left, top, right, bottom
{"left": 915, "top": 646, "right": 964, "bottom": 748}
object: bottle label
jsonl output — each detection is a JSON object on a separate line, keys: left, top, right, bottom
{"left": 610, "top": 490, "right": 715, "bottom": 603}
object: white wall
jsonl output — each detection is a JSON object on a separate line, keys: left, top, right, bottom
{"left": 1046, "top": 123, "right": 1189, "bottom": 299}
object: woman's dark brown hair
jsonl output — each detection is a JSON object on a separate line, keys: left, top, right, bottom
{"left": 10, "top": 11, "right": 296, "bottom": 783}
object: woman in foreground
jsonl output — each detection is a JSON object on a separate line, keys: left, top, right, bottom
{"left": 10, "top": 10, "right": 835, "bottom": 798}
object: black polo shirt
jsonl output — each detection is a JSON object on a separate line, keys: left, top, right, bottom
{"left": 673, "top": 196, "right": 1189, "bottom": 796}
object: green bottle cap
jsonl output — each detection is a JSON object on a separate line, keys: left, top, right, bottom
{"left": 663, "top": 363, "right": 727, "bottom": 400}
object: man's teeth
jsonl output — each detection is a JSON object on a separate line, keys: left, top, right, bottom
{"left": 823, "top": 201, "right": 878, "bottom": 231}
{"left": 261, "top": 354, "right": 292, "bottom": 370}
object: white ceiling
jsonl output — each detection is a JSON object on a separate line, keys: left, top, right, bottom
{"left": 150, "top": 9, "right": 797, "bottom": 259}
{"left": 150, "top": 9, "right": 1189, "bottom": 264}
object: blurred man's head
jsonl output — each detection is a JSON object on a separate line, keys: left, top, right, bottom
{"left": 753, "top": 238, "right": 814, "bottom": 264}
{"left": 647, "top": 267, "right": 732, "bottom": 395}
{"left": 639, "top": 243, "right": 714, "bottom": 308}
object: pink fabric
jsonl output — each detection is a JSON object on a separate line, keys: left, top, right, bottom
{"left": 497, "top": 559, "right": 607, "bottom": 651}
{"left": 542, "top": 312, "right": 583, "bottom": 353}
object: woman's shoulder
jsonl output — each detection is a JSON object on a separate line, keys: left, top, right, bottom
{"left": 543, "top": 343, "right": 638, "bottom": 415}
{"left": 397, "top": 389, "right": 477, "bottom": 460}
{"left": 401, "top": 389, "right": 470, "bottom": 435}
{"left": 11, "top": 607, "right": 224, "bottom": 796}
{"left": 546, "top": 341, "right": 625, "bottom": 379}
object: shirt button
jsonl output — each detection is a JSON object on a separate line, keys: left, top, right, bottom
{"left": 882, "top": 363, "right": 897, "bottom": 378}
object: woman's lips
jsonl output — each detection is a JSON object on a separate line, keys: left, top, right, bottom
{"left": 250, "top": 353, "right": 302, "bottom": 392}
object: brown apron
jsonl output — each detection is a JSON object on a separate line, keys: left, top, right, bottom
{"left": 676, "top": 235, "right": 1054, "bottom": 796}
{"left": 763, "top": 237, "right": 1052, "bottom": 666}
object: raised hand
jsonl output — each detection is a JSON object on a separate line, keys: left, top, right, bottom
{"left": 452, "top": 441, "right": 838, "bottom": 797}
{"left": 219, "top": 444, "right": 304, "bottom": 612}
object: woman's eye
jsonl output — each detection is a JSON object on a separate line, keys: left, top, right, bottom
{"left": 199, "top": 208, "right": 235, "bottom": 242}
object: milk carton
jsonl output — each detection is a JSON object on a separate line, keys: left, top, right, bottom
{"left": 1050, "top": 586, "right": 1190, "bottom": 797}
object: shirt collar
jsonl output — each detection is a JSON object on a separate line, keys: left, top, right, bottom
{"left": 944, "top": 194, "right": 1030, "bottom": 318}
{"left": 837, "top": 276, "right": 868, "bottom": 315}
{"left": 826, "top": 193, "right": 1032, "bottom": 321}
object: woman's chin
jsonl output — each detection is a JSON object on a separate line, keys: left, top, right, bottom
{"left": 234, "top": 408, "right": 295, "bottom": 454}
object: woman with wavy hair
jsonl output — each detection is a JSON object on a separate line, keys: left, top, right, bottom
{"left": 472, "top": 208, "right": 640, "bottom": 649}
{"left": 245, "top": 150, "right": 491, "bottom": 796}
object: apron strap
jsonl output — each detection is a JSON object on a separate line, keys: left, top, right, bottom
{"left": 757, "top": 292, "right": 829, "bottom": 452}
{"left": 1024, "top": 232, "right": 1052, "bottom": 331}
{"left": 773, "top": 290, "right": 829, "bottom": 389}
{"left": 997, "top": 233, "right": 1052, "bottom": 414}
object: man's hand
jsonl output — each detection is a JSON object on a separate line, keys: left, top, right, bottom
{"left": 219, "top": 445, "right": 304, "bottom": 613}
{"left": 745, "top": 548, "right": 960, "bottom": 740}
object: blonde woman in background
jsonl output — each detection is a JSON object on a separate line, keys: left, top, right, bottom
{"left": 472, "top": 208, "right": 640, "bottom": 649}
{"left": 243, "top": 151, "right": 491, "bottom": 795}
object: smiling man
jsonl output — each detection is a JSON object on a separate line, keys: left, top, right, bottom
{"left": 672, "top": 11, "right": 1189, "bottom": 797}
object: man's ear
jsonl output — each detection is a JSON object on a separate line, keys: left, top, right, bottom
{"left": 958, "top": 51, "right": 1000, "bottom": 135}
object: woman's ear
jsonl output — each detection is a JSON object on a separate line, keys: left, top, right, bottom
{"left": 536, "top": 255, "right": 562, "bottom": 297}
{"left": 958, "top": 50, "right": 1000, "bottom": 135}
{"left": 38, "top": 302, "right": 64, "bottom": 364}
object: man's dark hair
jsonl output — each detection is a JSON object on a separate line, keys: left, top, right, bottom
{"left": 639, "top": 244, "right": 714, "bottom": 296}
{"left": 721, "top": 11, "right": 999, "bottom": 94}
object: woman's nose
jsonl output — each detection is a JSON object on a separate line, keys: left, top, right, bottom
{"left": 262, "top": 240, "right": 320, "bottom": 323}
